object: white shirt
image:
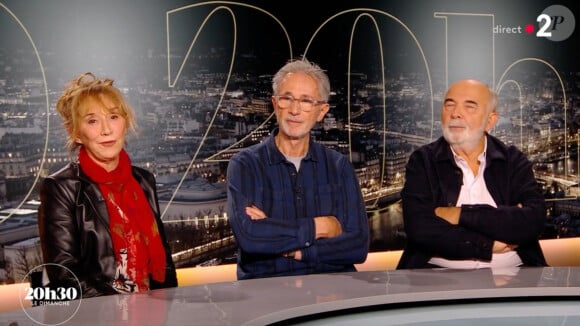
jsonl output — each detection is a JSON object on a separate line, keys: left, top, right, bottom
{"left": 429, "top": 139, "right": 522, "bottom": 269}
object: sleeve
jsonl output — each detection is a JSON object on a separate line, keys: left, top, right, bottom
{"left": 226, "top": 154, "right": 316, "bottom": 255}
{"left": 401, "top": 150, "right": 494, "bottom": 261}
{"left": 300, "top": 157, "right": 369, "bottom": 265}
{"left": 459, "top": 150, "right": 546, "bottom": 244}
{"left": 38, "top": 177, "right": 115, "bottom": 297}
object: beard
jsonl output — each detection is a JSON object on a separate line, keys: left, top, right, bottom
{"left": 442, "top": 122, "right": 486, "bottom": 151}
{"left": 276, "top": 115, "right": 317, "bottom": 141}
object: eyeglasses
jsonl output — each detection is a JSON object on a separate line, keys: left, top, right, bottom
{"left": 273, "top": 94, "right": 326, "bottom": 112}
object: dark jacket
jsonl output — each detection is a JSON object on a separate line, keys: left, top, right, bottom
{"left": 397, "top": 134, "right": 548, "bottom": 269}
{"left": 38, "top": 162, "right": 177, "bottom": 297}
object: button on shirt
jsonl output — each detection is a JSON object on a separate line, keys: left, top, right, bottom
{"left": 227, "top": 130, "right": 369, "bottom": 279}
{"left": 429, "top": 139, "right": 523, "bottom": 269}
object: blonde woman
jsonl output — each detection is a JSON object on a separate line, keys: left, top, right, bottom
{"left": 38, "top": 73, "right": 177, "bottom": 297}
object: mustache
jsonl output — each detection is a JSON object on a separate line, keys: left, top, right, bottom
{"left": 446, "top": 122, "right": 466, "bottom": 128}
{"left": 285, "top": 118, "right": 304, "bottom": 123}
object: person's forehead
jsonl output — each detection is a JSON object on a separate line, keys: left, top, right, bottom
{"left": 280, "top": 72, "right": 316, "bottom": 85}
{"left": 79, "top": 95, "right": 118, "bottom": 115}
{"left": 279, "top": 72, "right": 319, "bottom": 96}
{"left": 445, "top": 81, "right": 488, "bottom": 103}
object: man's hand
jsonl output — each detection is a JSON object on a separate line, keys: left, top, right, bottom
{"left": 434, "top": 206, "right": 461, "bottom": 225}
{"left": 435, "top": 203, "right": 522, "bottom": 225}
{"left": 314, "top": 216, "right": 343, "bottom": 239}
{"left": 246, "top": 207, "right": 341, "bottom": 256}
{"left": 245, "top": 205, "right": 267, "bottom": 220}
{"left": 283, "top": 250, "right": 302, "bottom": 261}
{"left": 245, "top": 205, "right": 305, "bottom": 260}
{"left": 435, "top": 207, "right": 519, "bottom": 254}
{"left": 492, "top": 240, "right": 518, "bottom": 253}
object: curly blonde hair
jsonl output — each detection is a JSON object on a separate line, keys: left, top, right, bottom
{"left": 56, "top": 72, "right": 136, "bottom": 153}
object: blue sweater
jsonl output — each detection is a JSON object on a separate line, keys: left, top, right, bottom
{"left": 227, "top": 130, "right": 369, "bottom": 279}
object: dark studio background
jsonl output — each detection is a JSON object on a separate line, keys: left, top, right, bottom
{"left": 0, "top": 0, "right": 578, "bottom": 278}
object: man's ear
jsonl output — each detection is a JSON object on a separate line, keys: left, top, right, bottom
{"left": 316, "top": 103, "right": 330, "bottom": 122}
{"left": 485, "top": 111, "right": 499, "bottom": 132}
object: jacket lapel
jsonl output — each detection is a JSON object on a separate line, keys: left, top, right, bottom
{"left": 75, "top": 163, "right": 110, "bottom": 227}
{"left": 433, "top": 137, "right": 463, "bottom": 206}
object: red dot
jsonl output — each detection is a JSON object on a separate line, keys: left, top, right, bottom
{"left": 525, "top": 24, "right": 535, "bottom": 34}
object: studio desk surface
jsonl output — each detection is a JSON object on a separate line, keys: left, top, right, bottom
{"left": 2, "top": 267, "right": 580, "bottom": 326}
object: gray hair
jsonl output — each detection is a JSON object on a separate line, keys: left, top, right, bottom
{"left": 272, "top": 58, "right": 331, "bottom": 102}
{"left": 487, "top": 86, "right": 498, "bottom": 113}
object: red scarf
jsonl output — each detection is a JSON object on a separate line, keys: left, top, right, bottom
{"left": 79, "top": 147, "right": 166, "bottom": 291}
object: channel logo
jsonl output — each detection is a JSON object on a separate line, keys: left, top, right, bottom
{"left": 494, "top": 4, "right": 575, "bottom": 41}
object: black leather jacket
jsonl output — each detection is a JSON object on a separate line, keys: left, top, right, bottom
{"left": 38, "top": 162, "right": 178, "bottom": 298}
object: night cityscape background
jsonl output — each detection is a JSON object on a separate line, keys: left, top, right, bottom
{"left": 0, "top": 0, "right": 579, "bottom": 283}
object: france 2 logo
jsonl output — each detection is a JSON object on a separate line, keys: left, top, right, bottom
{"left": 535, "top": 4, "right": 575, "bottom": 41}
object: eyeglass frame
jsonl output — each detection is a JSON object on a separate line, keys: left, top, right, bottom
{"left": 272, "top": 94, "right": 327, "bottom": 112}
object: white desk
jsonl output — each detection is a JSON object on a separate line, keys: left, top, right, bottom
{"left": 1, "top": 267, "right": 579, "bottom": 325}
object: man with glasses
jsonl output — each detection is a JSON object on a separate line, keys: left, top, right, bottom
{"left": 227, "top": 58, "right": 369, "bottom": 280}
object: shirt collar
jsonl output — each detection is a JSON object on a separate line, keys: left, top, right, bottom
{"left": 265, "top": 128, "right": 318, "bottom": 165}
{"left": 449, "top": 136, "right": 488, "bottom": 164}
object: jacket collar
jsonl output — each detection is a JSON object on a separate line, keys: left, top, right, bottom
{"left": 433, "top": 133, "right": 507, "bottom": 166}
{"left": 432, "top": 133, "right": 508, "bottom": 206}
{"left": 265, "top": 128, "right": 319, "bottom": 165}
